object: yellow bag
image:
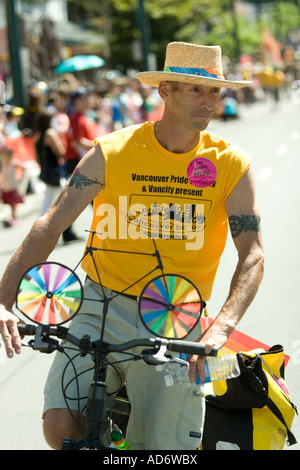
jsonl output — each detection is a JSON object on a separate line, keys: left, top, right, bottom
{"left": 201, "top": 345, "right": 297, "bottom": 450}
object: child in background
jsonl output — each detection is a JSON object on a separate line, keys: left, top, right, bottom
{"left": 0, "top": 147, "right": 24, "bottom": 227}
{"left": 4, "top": 106, "right": 24, "bottom": 138}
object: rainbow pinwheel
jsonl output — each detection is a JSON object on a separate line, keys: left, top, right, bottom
{"left": 16, "top": 262, "right": 83, "bottom": 325}
{"left": 139, "top": 274, "right": 202, "bottom": 339}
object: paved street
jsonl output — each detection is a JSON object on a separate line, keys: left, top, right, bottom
{"left": 0, "top": 94, "right": 299, "bottom": 450}
{"left": 0, "top": 199, "right": 93, "bottom": 450}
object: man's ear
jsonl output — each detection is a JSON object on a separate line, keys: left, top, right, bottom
{"left": 158, "top": 81, "right": 171, "bottom": 102}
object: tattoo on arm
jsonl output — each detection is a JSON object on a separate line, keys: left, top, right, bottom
{"left": 228, "top": 215, "right": 261, "bottom": 238}
{"left": 67, "top": 169, "right": 104, "bottom": 190}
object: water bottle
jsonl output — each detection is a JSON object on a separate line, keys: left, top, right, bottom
{"left": 111, "top": 430, "right": 131, "bottom": 450}
{"left": 203, "top": 353, "right": 240, "bottom": 383}
{"left": 164, "top": 351, "right": 240, "bottom": 387}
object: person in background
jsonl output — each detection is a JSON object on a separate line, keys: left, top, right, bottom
{"left": 0, "top": 147, "right": 24, "bottom": 226}
{"left": 0, "top": 105, "right": 6, "bottom": 148}
{"left": 21, "top": 85, "right": 46, "bottom": 135}
{"left": 4, "top": 106, "right": 24, "bottom": 138}
{"left": 62, "top": 87, "right": 95, "bottom": 243}
{"left": 34, "top": 108, "right": 66, "bottom": 216}
{"left": 47, "top": 90, "right": 70, "bottom": 151}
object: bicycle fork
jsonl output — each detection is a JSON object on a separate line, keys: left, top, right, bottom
{"left": 83, "top": 367, "right": 111, "bottom": 449}
{"left": 82, "top": 296, "right": 112, "bottom": 448}
{"left": 61, "top": 364, "right": 111, "bottom": 450}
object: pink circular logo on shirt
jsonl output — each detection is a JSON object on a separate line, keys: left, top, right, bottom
{"left": 187, "top": 158, "right": 217, "bottom": 188}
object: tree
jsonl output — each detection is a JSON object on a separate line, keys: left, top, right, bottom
{"left": 267, "top": 2, "right": 300, "bottom": 43}
{"left": 109, "top": 0, "right": 262, "bottom": 66}
{"left": 22, "top": 0, "right": 298, "bottom": 72}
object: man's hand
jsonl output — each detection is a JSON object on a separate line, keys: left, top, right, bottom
{"left": 188, "top": 342, "right": 214, "bottom": 383}
{"left": 0, "top": 305, "right": 22, "bottom": 358}
{"left": 188, "top": 324, "right": 231, "bottom": 383}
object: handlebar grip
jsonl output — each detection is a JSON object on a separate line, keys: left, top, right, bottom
{"left": 167, "top": 340, "right": 218, "bottom": 356}
{"left": 18, "top": 323, "right": 37, "bottom": 336}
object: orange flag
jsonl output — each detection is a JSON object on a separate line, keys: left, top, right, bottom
{"left": 200, "top": 317, "right": 290, "bottom": 366}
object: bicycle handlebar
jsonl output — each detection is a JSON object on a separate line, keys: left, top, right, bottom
{"left": 166, "top": 339, "right": 217, "bottom": 356}
{"left": 18, "top": 323, "right": 218, "bottom": 357}
{"left": 18, "top": 323, "right": 37, "bottom": 336}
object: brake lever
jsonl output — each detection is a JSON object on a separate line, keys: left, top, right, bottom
{"left": 30, "top": 325, "right": 60, "bottom": 354}
{"left": 140, "top": 344, "right": 189, "bottom": 368}
{"left": 140, "top": 344, "right": 169, "bottom": 365}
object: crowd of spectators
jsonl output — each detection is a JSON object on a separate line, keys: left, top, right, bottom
{"left": 0, "top": 73, "right": 163, "bottom": 230}
{"left": 0, "top": 58, "right": 292, "bottom": 229}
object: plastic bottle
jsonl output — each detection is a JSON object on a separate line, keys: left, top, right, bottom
{"left": 111, "top": 430, "right": 131, "bottom": 450}
{"left": 164, "top": 351, "right": 240, "bottom": 387}
{"left": 203, "top": 353, "right": 241, "bottom": 383}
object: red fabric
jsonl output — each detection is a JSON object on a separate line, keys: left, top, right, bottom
{"left": 66, "top": 112, "right": 99, "bottom": 160}
{"left": 4, "top": 136, "right": 36, "bottom": 162}
{"left": 1, "top": 188, "right": 23, "bottom": 205}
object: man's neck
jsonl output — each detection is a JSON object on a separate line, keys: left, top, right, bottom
{"left": 154, "top": 120, "right": 201, "bottom": 154}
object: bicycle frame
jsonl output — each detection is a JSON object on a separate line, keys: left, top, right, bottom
{"left": 19, "top": 321, "right": 217, "bottom": 450}
{"left": 15, "top": 238, "right": 214, "bottom": 449}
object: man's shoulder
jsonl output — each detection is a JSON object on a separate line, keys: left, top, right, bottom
{"left": 202, "top": 129, "right": 234, "bottom": 149}
{"left": 95, "top": 122, "right": 149, "bottom": 146}
{"left": 203, "top": 130, "right": 249, "bottom": 159}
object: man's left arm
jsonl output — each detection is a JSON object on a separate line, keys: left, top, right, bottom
{"left": 189, "top": 167, "right": 264, "bottom": 382}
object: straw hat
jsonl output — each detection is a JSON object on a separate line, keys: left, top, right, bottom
{"left": 137, "top": 42, "right": 251, "bottom": 89}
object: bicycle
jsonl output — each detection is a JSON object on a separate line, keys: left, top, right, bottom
{"left": 14, "top": 234, "right": 218, "bottom": 450}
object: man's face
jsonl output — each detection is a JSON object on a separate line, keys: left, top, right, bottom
{"left": 162, "top": 81, "right": 221, "bottom": 132}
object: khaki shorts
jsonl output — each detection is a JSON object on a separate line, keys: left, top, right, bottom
{"left": 43, "top": 278, "right": 205, "bottom": 450}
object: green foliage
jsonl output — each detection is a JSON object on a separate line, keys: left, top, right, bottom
{"left": 22, "top": 0, "right": 300, "bottom": 68}
{"left": 106, "top": 0, "right": 264, "bottom": 63}
{"left": 267, "top": 2, "right": 300, "bottom": 41}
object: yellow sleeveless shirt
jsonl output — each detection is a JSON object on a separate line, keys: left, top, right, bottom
{"left": 81, "top": 121, "right": 251, "bottom": 300}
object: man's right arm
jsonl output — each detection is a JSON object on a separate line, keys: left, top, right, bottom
{"left": 0, "top": 144, "right": 105, "bottom": 358}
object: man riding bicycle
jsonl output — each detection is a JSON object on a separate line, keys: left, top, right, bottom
{"left": 0, "top": 42, "right": 264, "bottom": 450}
